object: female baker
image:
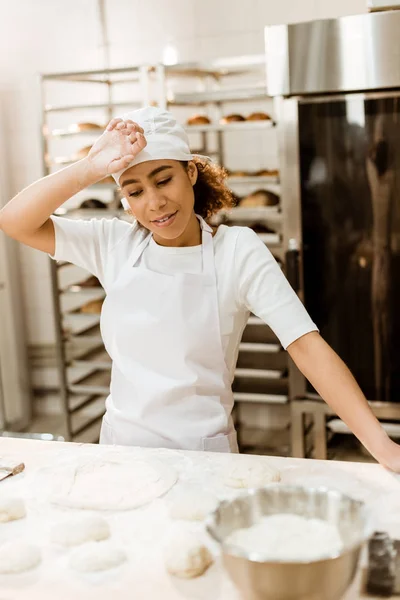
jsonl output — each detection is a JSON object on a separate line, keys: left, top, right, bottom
{"left": 1, "top": 106, "right": 400, "bottom": 470}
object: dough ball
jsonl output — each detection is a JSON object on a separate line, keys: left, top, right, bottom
{"left": 164, "top": 527, "right": 213, "bottom": 579}
{"left": 0, "top": 542, "right": 41, "bottom": 573}
{"left": 224, "top": 461, "right": 280, "bottom": 489}
{"left": 169, "top": 488, "right": 218, "bottom": 521}
{"left": 0, "top": 497, "right": 26, "bottom": 523}
{"left": 69, "top": 542, "right": 127, "bottom": 572}
{"left": 51, "top": 515, "right": 110, "bottom": 547}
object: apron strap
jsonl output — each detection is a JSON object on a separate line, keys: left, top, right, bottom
{"left": 130, "top": 231, "right": 152, "bottom": 267}
{"left": 196, "top": 215, "right": 216, "bottom": 283}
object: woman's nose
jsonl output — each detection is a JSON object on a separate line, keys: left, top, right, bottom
{"left": 148, "top": 188, "right": 167, "bottom": 210}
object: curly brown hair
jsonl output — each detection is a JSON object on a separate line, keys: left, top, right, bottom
{"left": 181, "top": 158, "right": 235, "bottom": 219}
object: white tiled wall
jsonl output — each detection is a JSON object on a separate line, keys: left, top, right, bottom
{"left": 0, "top": 0, "right": 367, "bottom": 346}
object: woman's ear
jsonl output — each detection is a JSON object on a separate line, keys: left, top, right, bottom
{"left": 119, "top": 191, "right": 134, "bottom": 216}
{"left": 187, "top": 161, "right": 198, "bottom": 186}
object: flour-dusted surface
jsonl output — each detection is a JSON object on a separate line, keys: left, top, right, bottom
{"left": 223, "top": 460, "right": 281, "bottom": 488}
{"left": 226, "top": 514, "right": 343, "bottom": 561}
{"left": 168, "top": 486, "right": 218, "bottom": 521}
{"left": 51, "top": 516, "right": 110, "bottom": 547}
{"left": 0, "top": 438, "right": 398, "bottom": 599}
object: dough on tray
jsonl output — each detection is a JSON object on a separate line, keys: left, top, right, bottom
{"left": 0, "top": 542, "right": 41, "bottom": 574}
{"left": 0, "top": 497, "right": 26, "bottom": 523}
{"left": 164, "top": 526, "right": 213, "bottom": 579}
{"left": 45, "top": 457, "right": 177, "bottom": 510}
{"left": 224, "top": 461, "right": 281, "bottom": 488}
{"left": 169, "top": 488, "right": 218, "bottom": 521}
{"left": 69, "top": 542, "right": 127, "bottom": 572}
{"left": 51, "top": 515, "right": 110, "bottom": 547}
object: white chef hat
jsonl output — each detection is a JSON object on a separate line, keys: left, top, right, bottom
{"left": 111, "top": 106, "right": 210, "bottom": 209}
{"left": 112, "top": 106, "right": 210, "bottom": 183}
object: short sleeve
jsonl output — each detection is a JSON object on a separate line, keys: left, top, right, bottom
{"left": 50, "top": 216, "right": 133, "bottom": 285}
{"left": 235, "top": 227, "right": 318, "bottom": 349}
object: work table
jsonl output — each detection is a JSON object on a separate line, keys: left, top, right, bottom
{"left": 0, "top": 437, "right": 399, "bottom": 600}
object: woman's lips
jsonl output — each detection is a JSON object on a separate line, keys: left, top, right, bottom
{"left": 151, "top": 211, "right": 178, "bottom": 227}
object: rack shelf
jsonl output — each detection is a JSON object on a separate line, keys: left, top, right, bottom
{"left": 45, "top": 100, "right": 142, "bottom": 114}
{"left": 233, "top": 392, "right": 288, "bottom": 405}
{"left": 48, "top": 119, "right": 275, "bottom": 138}
{"left": 239, "top": 342, "right": 281, "bottom": 353}
{"left": 168, "top": 84, "right": 268, "bottom": 106}
{"left": 235, "top": 368, "right": 285, "bottom": 380}
{"left": 185, "top": 120, "right": 275, "bottom": 134}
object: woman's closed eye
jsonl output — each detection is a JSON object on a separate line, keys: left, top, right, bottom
{"left": 128, "top": 178, "right": 172, "bottom": 198}
{"left": 156, "top": 177, "right": 172, "bottom": 187}
{"left": 128, "top": 189, "right": 142, "bottom": 198}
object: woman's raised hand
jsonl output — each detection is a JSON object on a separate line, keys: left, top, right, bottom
{"left": 86, "top": 118, "right": 147, "bottom": 179}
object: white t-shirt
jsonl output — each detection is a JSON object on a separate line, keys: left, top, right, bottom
{"left": 50, "top": 216, "right": 318, "bottom": 381}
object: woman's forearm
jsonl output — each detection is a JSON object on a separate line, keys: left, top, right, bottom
{"left": 0, "top": 158, "right": 101, "bottom": 236}
{"left": 287, "top": 331, "right": 391, "bottom": 461}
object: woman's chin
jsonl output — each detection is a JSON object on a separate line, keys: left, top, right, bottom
{"left": 152, "top": 226, "right": 183, "bottom": 240}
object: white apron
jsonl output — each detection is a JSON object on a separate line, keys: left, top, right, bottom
{"left": 99, "top": 215, "right": 238, "bottom": 453}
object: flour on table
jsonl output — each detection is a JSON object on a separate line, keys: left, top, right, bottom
{"left": 39, "top": 457, "right": 177, "bottom": 510}
{"left": 51, "top": 515, "right": 110, "bottom": 547}
{"left": 0, "top": 542, "right": 41, "bottom": 574}
{"left": 224, "top": 461, "right": 280, "bottom": 489}
{"left": 164, "top": 525, "right": 213, "bottom": 578}
{"left": 226, "top": 514, "right": 343, "bottom": 561}
{"left": 69, "top": 542, "right": 127, "bottom": 572}
{"left": 169, "top": 487, "right": 218, "bottom": 521}
{"left": 0, "top": 497, "right": 26, "bottom": 523}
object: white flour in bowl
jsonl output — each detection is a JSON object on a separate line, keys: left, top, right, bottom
{"left": 226, "top": 514, "right": 343, "bottom": 561}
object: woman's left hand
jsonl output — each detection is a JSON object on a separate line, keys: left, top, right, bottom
{"left": 374, "top": 437, "right": 400, "bottom": 473}
{"left": 288, "top": 333, "right": 400, "bottom": 474}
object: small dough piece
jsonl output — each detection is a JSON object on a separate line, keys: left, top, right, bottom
{"left": 0, "top": 542, "right": 41, "bottom": 574}
{"left": 169, "top": 488, "right": 218, "bottom": 521}
{"left": 0, "top": 497, "right": 26, "bottom": 523}
{"left": 164, "top": 527, "right": 213, "bottom": 579}
{"left": 52, "top": 515, "right": 110, "bottom": 547}
{"left": 69, "top": 542, "right": 127, "bottom": 572}
{"left": 224, "top": 461, "right": 280, "bottom": 488}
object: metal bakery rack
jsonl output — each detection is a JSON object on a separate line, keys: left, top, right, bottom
{"left": 40, "top": 56, "right": 288, "bottom": 450}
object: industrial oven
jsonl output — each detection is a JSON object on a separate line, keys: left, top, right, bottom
{"left": 265, "top": 9, "right": 400, "bottom": 454}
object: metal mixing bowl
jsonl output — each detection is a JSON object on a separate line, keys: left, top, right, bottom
{"left": 207, "top": 485, "right": 369, "bottom": 600}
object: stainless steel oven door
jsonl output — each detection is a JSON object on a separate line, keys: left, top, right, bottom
{"left": 278, "top": 92, "right": 400, "bottom": 404}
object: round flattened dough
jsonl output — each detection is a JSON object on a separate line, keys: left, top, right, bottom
{"left": 51, "top": 515, "right": 110, "bottom": 547}
{"left": 0, "top": 542, "right": 41, "bottom": 574}
{"left": 0, "top": 497, "right": 26, "bottom": 523}
{"left": 164, "top": 527, "right": 213, "bottom": 579}
{"left": 224, "top": 461, "right": 281, "bottom": 489}
{"left": 169, "top": 488, "right": 218, "bottom": 522}
{"left": 69, "top": 542, "right": 127, "bottom": 572}
{"left": 49, "top": 458, "right": 177, "bottom": 510}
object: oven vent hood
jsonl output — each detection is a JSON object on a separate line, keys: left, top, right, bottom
{"left": 368, "top": 1, "right": 400, "bottom": 11}
{"left": 265, "top": 10, "right": 400, "bottom": 96}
